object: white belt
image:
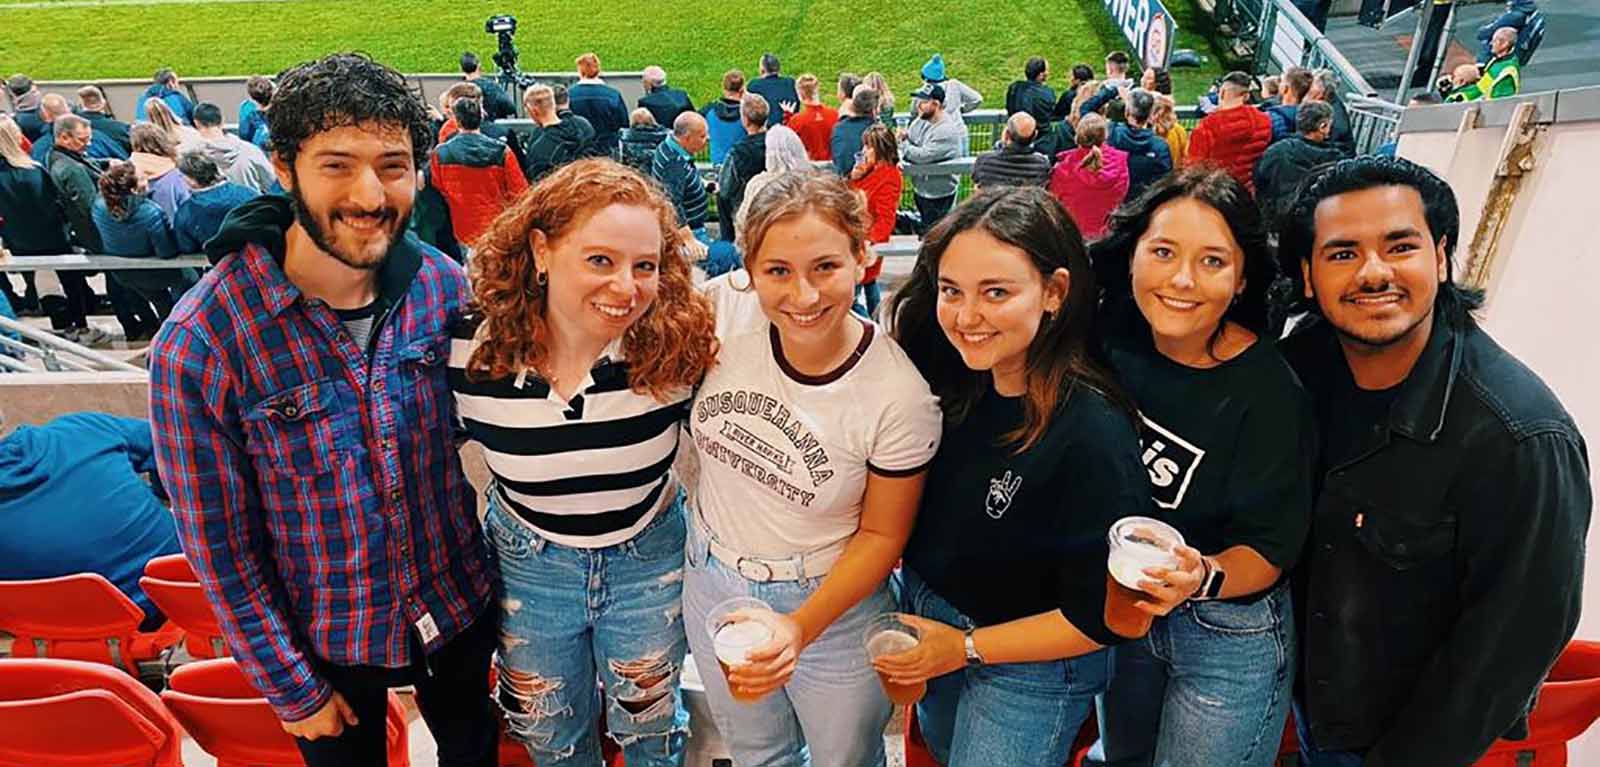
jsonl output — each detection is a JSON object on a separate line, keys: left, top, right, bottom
{"left": 695, "top": 512, "right": 841, "bottom": 583}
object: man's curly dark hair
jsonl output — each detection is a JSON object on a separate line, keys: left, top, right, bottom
{"left": 267, "top": 52, "right": 434, "bottom": 170}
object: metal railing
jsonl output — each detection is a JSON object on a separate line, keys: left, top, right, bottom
{"left": 1255, "top": 0, "right": 1378, "bottom": 99}
{"left": 1346, "top": 93, "right": 1407, "bottom": 154}
{"left": 0, "top": 315, "right": 142, "bottom": 373}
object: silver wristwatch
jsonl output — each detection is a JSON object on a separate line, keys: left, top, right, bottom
{"left": 964, "top": 627, "right": 985, "bottom": 666}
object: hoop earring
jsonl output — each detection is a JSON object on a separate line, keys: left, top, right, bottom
{"left": 536, "top": 270, "right": 548, "bottom": 287}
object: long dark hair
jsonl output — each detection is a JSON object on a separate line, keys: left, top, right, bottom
{"left": 1277, "top": 155, "right": 1483, "bottom": 327}
{"left": 890, "top": 186, "right": 1136, "bottom": 452}
{"left": 1091, "top": 166, "right": 1277, "bottom": 355}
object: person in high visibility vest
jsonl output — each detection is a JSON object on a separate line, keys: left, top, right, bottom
{"left": 1448, "top": 27, "right": 1522, "bottom": 102}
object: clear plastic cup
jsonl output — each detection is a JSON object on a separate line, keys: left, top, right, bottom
{"left": 863, "top": 613, "right": 926, "bottom": 705}
{"left": 1104, "top": 516, "right": 1186, "bottom": 639}
{"left": 705, "top": 596, "right": 775, "bottom": 703}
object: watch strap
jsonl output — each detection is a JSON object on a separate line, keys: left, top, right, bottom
{"left": 963, "top": 627, "right": 984, "bottom": 666}
{"left": 1192, "top": 557, "right": 1226, "bottom": 601}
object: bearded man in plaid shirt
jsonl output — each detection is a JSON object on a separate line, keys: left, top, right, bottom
{"left": 148, "top": 53, "right": 499, "bottom": 767}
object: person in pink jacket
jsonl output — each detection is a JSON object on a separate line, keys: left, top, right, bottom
{"left": 1049, "top": 114, "right": 1129, "bottom": 240}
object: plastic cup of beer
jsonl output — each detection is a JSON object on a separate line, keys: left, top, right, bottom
{"left": 863, "top": 613, "right": 926, "bottom": 705}
{"left": 706, "top": 596, "right": 775, "bottom": 703}
{"left": 1104, "top": 516, "right": 1186, "bottom": 639}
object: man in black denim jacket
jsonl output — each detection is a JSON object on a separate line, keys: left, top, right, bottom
{"left": 1277, "top": 156, "right": 1591, "bottom": 767}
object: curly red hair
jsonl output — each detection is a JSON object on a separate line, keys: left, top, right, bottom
{"left": 466, "top": 158, "right": 717, "bottom": 401}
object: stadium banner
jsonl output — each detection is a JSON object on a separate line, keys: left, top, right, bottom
{"left": 1104, "top": 0, "right": 1178, "bottom": 69}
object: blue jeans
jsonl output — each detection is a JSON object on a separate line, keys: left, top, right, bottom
{"left": 682, "top": 515, "right": 895, "bottom": 767}
{"left": 900, "top": 567, "right": 1111, "bottom": 767}
{"left": 1097, "top": 583, "right": 1295, "bottom": 767}
{"left": 853, "top": 281, "right": 883, "bottom": 320}
{"left": 1294, "top": 700, "right": 1367, "bottom": 767}
{"left": 693, "top": 228, "right": 742, "bottom": 278}
{"left": 486, "top": 491, "right": 690, "bottom": 767}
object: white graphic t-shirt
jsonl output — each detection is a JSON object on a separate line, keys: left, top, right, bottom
{"left": 692, "top": 274, "right": 943, "bottom": 561}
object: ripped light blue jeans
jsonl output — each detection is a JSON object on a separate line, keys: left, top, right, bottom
{"left": 486, "top": 490, "right": 690, "bottom": 767}
{"left": 682, "top": 514, "right": 896, "bottom": 767}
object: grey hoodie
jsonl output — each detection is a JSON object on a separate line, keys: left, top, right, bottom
{"left": 902, "top": 112, "right": 966, "bottom": 199}
{"left": 198, "top": 134, "right": 275, "bottom": 193}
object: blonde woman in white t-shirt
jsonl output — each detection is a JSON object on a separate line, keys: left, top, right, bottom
{"left": 685, "top": 171, "right": 943, "bottom": 767}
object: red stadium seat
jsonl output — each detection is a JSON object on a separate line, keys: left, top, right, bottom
{"left": 140, "top": 575, "right": 228, "bottom": 658}
{"left": 0, "top": 689, "right": 166, "bottom": 766}
{"left": 162, "top": 657, "right": 411, "bottom": 767}
{"left": 143, "top": 553, "right": 197, "bottom": 582}
{"left": 0, "top": 657, "right": 185, "bottom": 767}
{"left": 0, "top": 573, "right": 182, "bottom": 674}
{"left": 1473, "top": 640, "right": 1600, "bottom": 766}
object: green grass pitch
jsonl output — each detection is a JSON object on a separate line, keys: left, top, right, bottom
{"left": 0, "top": 0, "right": 1224, "bottom": 106}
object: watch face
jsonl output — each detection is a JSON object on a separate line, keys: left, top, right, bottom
{"left": 1206, "top": 570, "right": 1226, "bottom": 599}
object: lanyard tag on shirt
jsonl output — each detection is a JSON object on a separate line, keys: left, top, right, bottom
{"left": 415, "top": 612, "right": 441, "bottom": 644}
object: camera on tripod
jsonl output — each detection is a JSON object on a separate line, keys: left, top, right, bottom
{"left": 485, "top": 14, "right": 537, "bottom": 89}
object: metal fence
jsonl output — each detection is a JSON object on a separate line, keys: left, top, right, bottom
{"left": 1239, "top": 0, "right": 1408, "bottom": 154}
{"left": 1345, "top": 93, "right": 1406, "bottom": 154}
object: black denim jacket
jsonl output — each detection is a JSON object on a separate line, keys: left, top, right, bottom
{"left": 1283, "top": 312, "right": 1591, "bottom": 766}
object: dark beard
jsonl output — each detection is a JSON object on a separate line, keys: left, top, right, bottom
{"left": 287, "top": 171, "right": 402, "bottom": 271}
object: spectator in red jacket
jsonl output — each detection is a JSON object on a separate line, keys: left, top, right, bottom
{"left": 785, "top": 73, "right": 839, "bottom": 161}
{"left": 1186, "top": 72, "right": 1273, "bottom": 193}
{"left": 428, "top": 97, "right": 527, "bottom": 250}
{"left": 848, "top": 123, "right": 902, "bottom": 316}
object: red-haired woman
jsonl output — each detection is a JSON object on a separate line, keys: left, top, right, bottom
{"left": 449, "top": 157, "right": 717, "bottom": 767}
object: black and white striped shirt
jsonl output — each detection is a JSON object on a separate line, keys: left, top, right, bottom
{"left": 448, "top": 320, "right": 689, "bottom": 548}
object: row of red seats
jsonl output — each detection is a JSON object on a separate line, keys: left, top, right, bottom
{"left": 0, "top": 553, "right": 222, "bottom": 675}
{"left": 902, "top": 640, "right": 1600, "bottom": 767}
{"left": 0, "top": 554, "right": 571, "bottom": 766}
{"left": 0, "top": 656, "right": 411, "bottom": 767}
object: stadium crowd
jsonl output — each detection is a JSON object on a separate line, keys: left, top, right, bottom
{"left": 0, "top": 27, "right": 1585, "bottom": 767}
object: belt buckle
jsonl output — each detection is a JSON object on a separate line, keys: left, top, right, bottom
{"left": 736, "top": 557, "right": 775, "bottom": 582}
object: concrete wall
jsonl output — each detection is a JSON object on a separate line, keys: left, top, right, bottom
{"left": 29, "top": 71, "right": 651, "bottom": 125}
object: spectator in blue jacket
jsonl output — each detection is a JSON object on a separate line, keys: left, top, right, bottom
{"left": 568, "top": 52, "right": 629, "bottom": 158}
{"left": 637, "top": 65, "right": 696, "bottom": 128}
{"left": 1107, "top": 89, "right": 1173, "bottom": 201}
{"left": 704, "top": 69, "right": 748, "bottom": 165}
{"left": 91, "top": 162, "right": 197, "bottom": 335}
{"left": 31, "top": 93, "right": 128, "bottom": 164}
{"left": 133, "top": 68, "right": 193, "bottom": 125}
{"left": 0, "top": 408, "right": 183, "bottom": 626}
{"left": 237, "top": 75, "right": 274, "bottom": 150}
{"left": 173, "top": 151, "right": 257, "bottom": 256}
{"left": 747, "top": 52, "right": 799, "bottom": 127}
{"left": 1264, "top": 67, "right": 1312, "bottom": 143}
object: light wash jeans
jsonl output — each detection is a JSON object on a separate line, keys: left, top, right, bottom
{"left": 900, "top": 567, "right": 1112, "bottom": 767}
{"left": 682, "top": 515, "right": 895, "bottom": 767}
{"left": 1096, "top": 582, "right": 1295, "bottom": 767}
{"left": 485, "top": 490, "right": 689, "bottom": 767}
